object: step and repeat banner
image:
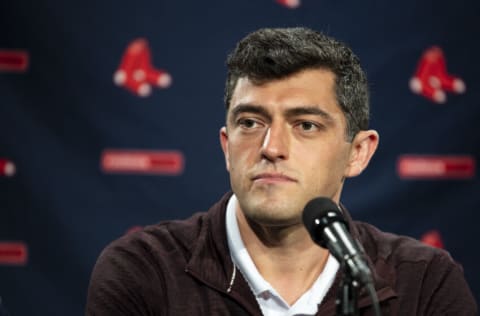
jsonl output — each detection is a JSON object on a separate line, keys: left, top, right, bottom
{"left": 0, "top": 0, "right": 479, "bottom": 314}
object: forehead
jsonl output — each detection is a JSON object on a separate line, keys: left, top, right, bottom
{"left": 229, "top": 68, "right": 342, "bottom": 116}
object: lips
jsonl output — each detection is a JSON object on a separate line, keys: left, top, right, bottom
{"left": 252, "top": 173, "right": 297, "bottom": 183}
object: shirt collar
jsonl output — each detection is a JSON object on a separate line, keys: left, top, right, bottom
{"left": 226, "top": 194, "right": 271, "bottom": 295}
{"left": 225, "top": 194, "right": 340, "bottom": 314}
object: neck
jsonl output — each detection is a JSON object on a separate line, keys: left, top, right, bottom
{"left": 236, "top": 207, "right": 330, "bottom": 305}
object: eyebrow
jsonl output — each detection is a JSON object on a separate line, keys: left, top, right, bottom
{"left": 229, "top": 103, "right": 335, "bottom": 124}
{"left": 284, "top": 106, "right": 334, "bottom": 123}
{"left": 229, "top": 104, "right": 271, "bottom": 123}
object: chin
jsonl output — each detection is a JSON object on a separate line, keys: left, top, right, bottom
{"left": 253, "top": 216, "right": 299, "bottom": 228}
{"left": 244, "top": 202, "right": 301, "bottom": 227}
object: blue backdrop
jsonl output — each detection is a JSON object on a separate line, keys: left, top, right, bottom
{"left": 0, "top": 0, "right": 478, "bottom": 315}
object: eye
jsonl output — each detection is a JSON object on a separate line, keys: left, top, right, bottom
{"left": 297, "top": 121, "right": 320, "bottom": 132}
{"left": 238, "top": 118, "right": 260, "bottom": 129}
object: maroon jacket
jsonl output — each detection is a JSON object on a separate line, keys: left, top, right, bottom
{"left": 86, "top": 193, "right": 477, "bottom": 315}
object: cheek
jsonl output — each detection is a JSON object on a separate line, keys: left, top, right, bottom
{"left": 299, "top": 146, "right": 349, "bottom": 178}
{"left": 229, "top": 148, "right": 250, "bottom": 171}
{"left": 226, "top": 142, "right": 246, "bottom": 173}
{"left": 228, "top": 136, "right": 259, "bottom": 166}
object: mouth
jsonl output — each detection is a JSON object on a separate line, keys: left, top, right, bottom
{"left": 251, "top": 173, "right": 297, "bottom": 184}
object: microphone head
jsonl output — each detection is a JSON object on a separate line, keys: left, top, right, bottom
{"left": 302, "top": 197, "right": 348, "bottom": 248}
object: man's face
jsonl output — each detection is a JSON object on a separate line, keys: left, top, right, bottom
{"left": 220, "top": 68, "right": 359, "bottom": 227}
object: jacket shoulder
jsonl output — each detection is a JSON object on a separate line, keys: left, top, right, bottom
{"left": 110, "top": 211, "right": 207, "bottom": 264}
{"left": 354, "top": 220, "right": 452, "bottom": 266}
{"left": 85, "top": 212, "right": 208, "bottom": 315}
{"left": 354, "top": 222, "right": 477, "bottom": 314}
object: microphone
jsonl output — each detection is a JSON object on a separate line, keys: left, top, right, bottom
{"left": 302, "top": 197, "right": 373, "bottom": 286}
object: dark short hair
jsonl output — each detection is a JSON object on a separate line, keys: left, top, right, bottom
{"left": 224, "top": 27, "right": 369, "bottom": 141}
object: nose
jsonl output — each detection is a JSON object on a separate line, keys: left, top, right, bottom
{"left": 260, "top": 123, "right": 290, "bottom": 162}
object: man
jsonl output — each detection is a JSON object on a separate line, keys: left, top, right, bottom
{"left": 86, "top": 27, "right": 477, "bottom": 315}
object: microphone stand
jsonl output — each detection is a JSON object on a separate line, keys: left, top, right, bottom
{"left": 336, "top": 262, "right": 360, "bottom": 316}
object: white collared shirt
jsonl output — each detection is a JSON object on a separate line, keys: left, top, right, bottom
{"left": 225, "top": 195, "right": 339, "bottom": 316}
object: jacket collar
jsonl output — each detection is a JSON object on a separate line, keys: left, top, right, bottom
{"left": 185, "top": 192, "right": 262, "bottom": 314}
{"left": 185, "top": 191, "right": 234, "bottom": 291}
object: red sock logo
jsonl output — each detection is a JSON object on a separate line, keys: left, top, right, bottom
{"left": 113, "top": 38, "right": 171, "bottom": 97}
{"left": 0, "top": 158, "right": 15, "bottom": 177}
{"left": 410, "top": 46, "right": 465, "bottom": 103}
{"left": 420, "top": 230, "right": 444, "bottom": 249}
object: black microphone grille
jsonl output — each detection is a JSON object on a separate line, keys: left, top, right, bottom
{"left": 302, "top": 197, "right": 347, "bottom": 241}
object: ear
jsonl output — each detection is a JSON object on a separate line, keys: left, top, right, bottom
{"left": 219, "top": 126, "right": 230, "bottom": 171}
{"left": 344, "top": 130, "right": 379, "bottom": 178}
